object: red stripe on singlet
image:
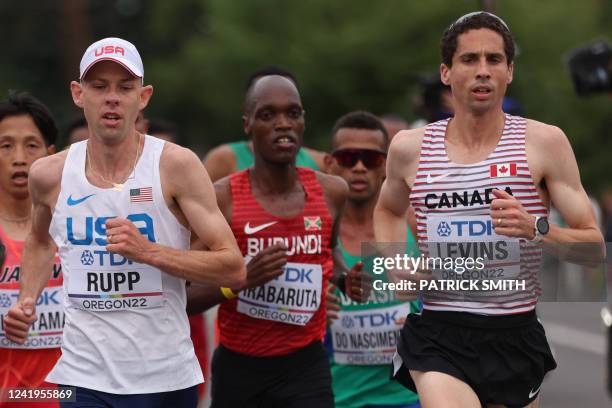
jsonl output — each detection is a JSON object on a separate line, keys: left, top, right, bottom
{"left": 218, "top": 168, "right": 334, "bottom": 356}
{"left": 410, "top": 115, "right": 547, "bottom": 315}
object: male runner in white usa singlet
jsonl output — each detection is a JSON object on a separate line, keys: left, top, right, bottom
{"left": 4, "top": 37, "right": 245, "bottom": 408}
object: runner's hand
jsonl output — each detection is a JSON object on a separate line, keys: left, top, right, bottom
{"left": 105, "top": 218, "right": 156, "bottom": 262}
{"left": 242, "top": 243, "right": 287, "bottom": 290}
{"left": 345, "top": 262, "right": 372, "bottom": 303}
{"left": 387, "top": 263, "right": 430, "bottom": 302}
{"left": 326, "top": 283, "right": 341, "bottom": 324}
{"left": 490, "top": 189, "right": 536, "bottom": 239}
{"left": 4, "top": 297, "right": 37, "bottom": 344}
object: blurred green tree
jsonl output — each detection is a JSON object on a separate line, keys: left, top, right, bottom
{"left": 1, "top": 0, "right": 610, "bottom": 191}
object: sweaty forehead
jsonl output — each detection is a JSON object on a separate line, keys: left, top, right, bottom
{"left": 456, "top": 28, "right": 506, "bottom": 55}
{"left": 248, "top": 76, "right": 302, "bottom": 110}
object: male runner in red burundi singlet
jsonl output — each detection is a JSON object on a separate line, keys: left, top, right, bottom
{"left": 187, "top": 73, "right": 368, "bottom": 407}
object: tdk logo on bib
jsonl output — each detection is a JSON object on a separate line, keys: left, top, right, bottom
{"left": 347, "top": 311, "right": 401, "bottom": 328}
{"left": 36, "top": 289, "right": 61, "bottom": 305}
{"left": 341, "top": 315, "right": 354, "bottom": 329}
{"left": 0, "top": 293, "right": 11, "bottom": 307}
{"left": 67, "top": 213, "right": 156, "bottom": 245}
{"left": 275, "top": 266, "right": 313, "bottom": 283}
{"left": 436, "top": 219, "right": 493, "bottom": 238}
{"left": 437, "top": 221, "right": 452, "bottom": 237}
{"left": 81, "top": 250, "right": 95, "bottom": 265}
{"left": 428, "top": 215, "right": 501, "bottom": 242}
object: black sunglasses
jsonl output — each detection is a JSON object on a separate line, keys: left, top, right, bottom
{"left": 332, "top": 149, "right": 386, "bottom": 169}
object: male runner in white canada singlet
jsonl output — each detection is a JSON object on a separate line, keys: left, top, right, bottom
{"left": 374, "top": 12, "right": 604, "bottom": 408}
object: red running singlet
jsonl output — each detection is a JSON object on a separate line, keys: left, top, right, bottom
{"left": 218, "top": 167, "right": 333, "bottom": 356}
{"left": 0, "top": 226, "right": 63, "bottom": 408}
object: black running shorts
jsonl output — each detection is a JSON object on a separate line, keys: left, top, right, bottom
{"left": 210, "top": 341, "right": 334, "bottom": 408}
{"left": 392, "top": 309, "right": 557, "bottom": 408}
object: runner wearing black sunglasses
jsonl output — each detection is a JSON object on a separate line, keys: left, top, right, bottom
{"left": 331, "top": 148, "right": 386, "bottom": 170}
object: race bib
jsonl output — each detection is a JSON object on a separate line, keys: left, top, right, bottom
{"left": 237, "top": 262, "right": 322, "bottom": 326}
{"left": 331, "top": 302, "right": 411, "bottom": 365}
{"left": 425, "top": 215, "right": 521, "bottom": 281}
{"left": 66, "top": 249, "right": 163, "bottom": 311}
{"left": 0, "top": 287, "right": 64, "bottom": 349}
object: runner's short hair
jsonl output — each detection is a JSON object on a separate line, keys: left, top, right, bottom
{"left": 441, "top": 11, "right": 515, "bottom": 67}
{"left": 0, "top": 91, "right": 58, "bottom": 146}
{"left": 332, "top": 111, "right": 389, "bottom": 150}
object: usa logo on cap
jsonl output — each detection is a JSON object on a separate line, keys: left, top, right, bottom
{"left": 79, "top": 37, "right": 144, "bottom": 80}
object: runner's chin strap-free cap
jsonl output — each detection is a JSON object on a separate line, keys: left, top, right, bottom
{"left": 79, "top": 37, "right": 144, "bottom": 81}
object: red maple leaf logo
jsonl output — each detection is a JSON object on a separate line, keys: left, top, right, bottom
{"left": 499, "top": 165, "right": 508, "bottom": 173}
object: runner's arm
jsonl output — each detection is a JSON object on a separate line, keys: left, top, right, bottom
{"left": 186, "top": 179, "right": 287, "bottom": 313}
{"left": 374, "top": 130, "right": 421, "bottom": 244}
{"left": 493, "top": 124, "right": 605, "bottom": 262}
{"left": 539, "top": 128, "right": 604, "bottom": 246}
{"left": 186, "top": 283, "right": 225, "bottom": 315}
{"left": 111, "top": 145, "right": 246, "bottom": 287}
{"left": 6, "top": 156, "right": 61, "bottom": 344}
{"left": 19, "top": 156, "right": 60, "bottom": 301}
{"left": 303, "top": 147, "right": 327, "bottom": 172}
{"left": 538, "top": 127, "right": 605, "bottom": 262}
{"left": 186, "top": 242, "right": 287, "bottom": 314}
{"left": 317, "top": 172, "right": 351, "bottom": 289}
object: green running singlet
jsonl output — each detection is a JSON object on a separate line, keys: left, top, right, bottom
{"left": 329, "top": 229, "right": 420, "bottom": 408}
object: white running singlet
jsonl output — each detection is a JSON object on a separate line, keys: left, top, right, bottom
{"left": 410, "top": 115, "right": 547, "bottom": 315}
{"left": 47, "top": 136, "right": 203, "bottom": 393}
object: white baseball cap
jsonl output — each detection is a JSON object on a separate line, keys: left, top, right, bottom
{"left": 79, "top": 37, "right": 144, "bottom": 80}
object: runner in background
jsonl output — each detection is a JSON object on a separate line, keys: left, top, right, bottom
{"left": 0, "top": 92, "right": 60, "bottom": 407}
{"left": 203, "top": 66, "right": 326, "bottom": 182}
{"left": 324, "top": 111, "right": 420, "bottom": 408}
{"left": 187, "top": 73, "right": 368, "bottom": 407}
{"left": 148, "top": 119, "right": 179, "bottom": 144}
{"left": 65, "top": 116, "right": 88, "bottom": 146}
{"left": 380, "top": 113, "right": 409, "bottom": 142}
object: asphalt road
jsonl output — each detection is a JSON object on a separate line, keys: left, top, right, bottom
{"left": 538, "top": 302, "right": 611, "bottom": 408}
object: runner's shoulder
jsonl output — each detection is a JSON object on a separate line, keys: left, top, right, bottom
{"left": 524, "top": 118, "right": 570, "bottom": 149}
{"left": 389, "top": 127, "right": 426, "bottom": 158}
{"left": 315, "top": 171, "right": 348, "bottom": 209}
{"left": 161, "top": 142, "right": 202, "bottom": 173}
{"left": 203, "top": 142, "right": 236, "bottom": 162}
{"left": 302, "top": 146, "right": 326, "bottom": 169}
{"left": 202, "top": 143, "right": 238, "bottom": 181}
{"left": 29, "top": 150, "right": 68, "bottom": 196}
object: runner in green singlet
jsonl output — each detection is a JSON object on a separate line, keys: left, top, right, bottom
{"left": 324, "top": 111, "right": 420, "bottom": 408}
